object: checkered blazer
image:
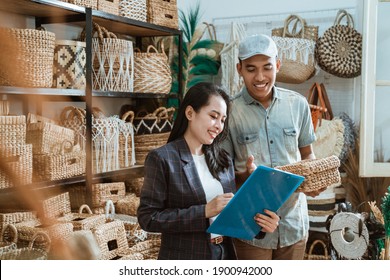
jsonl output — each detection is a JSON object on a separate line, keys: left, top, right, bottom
{"left": 137, "top": 137, "right": 237, "bottom": 260}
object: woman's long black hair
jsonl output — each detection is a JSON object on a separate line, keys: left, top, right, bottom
{"left": 168, "top": 82, "right": 231, "bottom": 180}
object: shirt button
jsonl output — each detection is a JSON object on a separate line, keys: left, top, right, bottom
{"left": 270, "top": 140, "right": 273, "bottom": 144}
{"left": 246, "top": 137, "right": 249, "bottom": 140}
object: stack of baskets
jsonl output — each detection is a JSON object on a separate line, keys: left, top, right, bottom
{"left": 0, "top": 115, "right": 33, "bottom": 189}
{"left": 26, "top": 117, "right": 86, "bottom": 182}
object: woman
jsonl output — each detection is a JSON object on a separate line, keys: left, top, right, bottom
{"left": 137, "top": 82, "right": 278, "bottom": 260}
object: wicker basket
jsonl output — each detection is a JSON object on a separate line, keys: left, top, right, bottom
{"left": 26, "top": 122, "right": 75, "bottom": 155}
{"left": 0, "top": 211, "right": 37, "bottom": 241}
{"left": 115, "top": 193, "right": 140, "bottom": 216}
{"left": 119, "top": 0, "right": 147, "bottom": 22}
{"left": 0, "top": 144, "right": 33, "bottom": 189}
{"left": 97, "top": 0, "right": 119, "bottom": 15}
{"left": 275, "top": 155, "right": 341, "bottom": 193}
{"left": 80, "top": 22, "right": 133, "bottom": 92}
{"left": 0, "top": 115, "right": 26, "bottom": 146}
{"left": 134, "top": 132, "right": 170, "bottom": 164}
{"left": 133, "top": 44, "right": 172, "bottom": 94}
{"left": 304, "top": 239, "right": 330, "bottom": 260}
{"left": 60, "top": 0, "right": 98, "bottom": 9}
{"left": 0, "top": 28, "right": 55, "bottom": 88}
{"left": 58, "top": 204, "right": 106, "bottom": 231}
{"left": 0, "top": 231, "right": 50, "bottom": 260}
{"left": 0, "top": 224, "right": 18, "bottom": 255}
{"left": 147, "top": 0, "right": 178, "bottom": 29}
{"left": 33, "top": 142, "right": 86, "bottom": 181}
{"left": 131, "top": 107, "right": 175, "bottom": 134}
{"left": 53, "top": 40, "right": 86, "bottom": 89}
{"left": 125, "top": 176, "right": 144, "bottom": 196}
{"left": 92, "top": 182, "right": 126, "bottom": 207}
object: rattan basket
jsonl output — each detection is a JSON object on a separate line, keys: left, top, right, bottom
{"left": 134, "top": 132, "right": 170, "bottom": 164}
{"left": 275, "top": 155, "right": 341, "bottom": 193}
{"left": 92, "top": 182, "right": 126, "bottom": 207}
{"left": 97, "top": 0, "right": 119, "bottom": 15}
{"left": 119, "top": 0, "right": 147, "bottom": 22}
{"left": 304, "top": 239, "right": 330, "bottom": 260}
{"left": 58, "top": 204, "right": 106, "bottom": 231}
{"left": 0, "top": 144, "right": 33, "bottom": 189}
{"left": 0, "top": 224, "right": 18, "bottom": 255}
{"left": 0, "top": 28, "right": 55, "bottom": 88}
{"left": 0, "top": 115, "right": 26, "bottom": 146}
{"left": 147, "top": 0, "right": 178, "bottom": 29}
{"left": 115, "top": 193, "right": 140, "bottom": 216}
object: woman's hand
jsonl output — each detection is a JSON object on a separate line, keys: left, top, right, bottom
{"left": 254, "top": 209, "right": 280, "bottom": 233}
{"left": 205, "top": 193, "right": 234, "bottom": 218}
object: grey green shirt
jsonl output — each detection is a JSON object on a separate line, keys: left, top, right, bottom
{"left": 223, "top": 86, "right": 316, "bottom": 249}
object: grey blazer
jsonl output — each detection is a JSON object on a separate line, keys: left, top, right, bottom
{"left": 137, "top": 137, "right": 237, "bottom": 260}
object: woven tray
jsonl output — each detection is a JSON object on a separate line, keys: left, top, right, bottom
{"left": 275, "top": 155, "right": 341, "bottom": 192}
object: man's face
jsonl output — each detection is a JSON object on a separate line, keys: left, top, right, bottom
{"left": 237, "top": 54, "right": 281, "bottom": 103}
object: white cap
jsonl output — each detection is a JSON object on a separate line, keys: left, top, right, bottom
{"left": 238, "top": 34, "right": 278, "bottom": 60}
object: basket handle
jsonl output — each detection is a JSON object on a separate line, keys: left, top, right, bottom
{"left": 202, "top": 22, "right": 217, "bottom": 40}
{"left": 1, "top": 223, "right": 18, "bottom": 243}
{"left": 29, "top": 231, "right": 51, "bottom": 253}
{"left": 79, "top": 204, "right": 93, "bottom": 214}
{"left": 307, "top": 239, "right": 328, "bottom": 260}
{"left": 121, "top": 110, "right": 135, "bottom": 123}
{"left": 146, "top": 45, "right": 160, "bottom": 54}
{"left": 105, "top": 199, "right": 115, "bottom": 221}
{"left": 307, "top": 83, "right": 327, "bottom": 112}
{"left": 334, "top": 9, "right": 354, "bottom": 28}
{"left": 283, "top": 14, "right": 306, "bottom": 38}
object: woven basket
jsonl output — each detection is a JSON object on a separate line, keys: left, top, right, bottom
{"left": 125, "top": 176, "right": 144, "bottom": 196}
{"left": 26, "top": 122, "right": 75, "bottom": 155}
{"left": 304, "top": 239, "right": 330, "bottom": 260}
{"left": 147, "top": 0, "right": 178, "bottom": 29}
{"left": 53, "top": 40, "right": 86, "bottom": 89}
{"left": 272, "top": 14, "right": 318, "bottom": 41}
{"left": 0, "top": 144, "right": 33, "bottom": 189}
{"left": 92, "top": 182, "right": 126, "bottom": 207}
{"left": 133, "top": 44, "right": 172, "bottom": 94}
{"left": 275, "top": 155, "right": 341, "bottom": 193}
{"left": 0, "top": 231, "right": 50, "bottom": 260}
{"left": 57, "top": 204, "right": 106, "bottom": 231}
{"left": 119, "top": 0, "right": 147, "bottom": 22}
{"left": 134, "top": 132, "right": 170, "bottom": 164}
{"left": 130, "top": 107, "right": 175, "bottom": 135}
{"left": 97, "top": 0, "right": 119, "bottom": 15}
{"left": 41, "top": 192, "right": 72, "bottom": 220}
{"left": 60, "top": 0, "right": 98, "bottom": 9}
{"left": 118, "top": 111, "right": 135, "bottom": 168}
{"left": 0, "top": 224, "right": 18, "bottom": 255}
{"left": 0, "top": 211, "right": 37, "bottom": 241}
{"left": 80, "top": 22, "right": 134, "bottom": 92}
{"left": 0, "top": 115, "right": 26, "bottom": 146}
{"left": 0, "top": 28, "right": 55, "bottom": 88}
{"left": 128, "top": 238, "right": 161, "bottom": 259}
{"left": 115, "top": 193, "right": 140, "bottom": 216}
{"left": 33, "top": 142, "right": 85, "bottom": 181}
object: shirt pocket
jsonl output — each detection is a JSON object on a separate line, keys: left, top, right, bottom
{"left": 283, "top": 128, "right": 298, "bottom": 153}
{"left": 237, "top": 133, "right": 261, "bottom": 158}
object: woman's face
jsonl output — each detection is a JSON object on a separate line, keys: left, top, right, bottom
{"left": 186, "top": 94, "right": 227, "bottom": 146}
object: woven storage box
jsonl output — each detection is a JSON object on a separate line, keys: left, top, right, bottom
{"left": 0, "top": 211, "right": 37, "bottom": 241}
{"left": 53, "top": 40, "right": 86, "bottom": 89}
{"left": 92, "top": 219, "right": 129, "bottom": 260}
{"left": 26, "top": 122, "right": 75, "bottom": 155}
{"left": 33, "top": 144, "right": 85, "bottom": 181}
{"left": 119, "top": 0, "right": 147, "bottom": 22}
{"left": 147, "top": 0, "right": 178, "bottom": 29}
{"left": 125, "top": 176, "right": 144, "bottom": 196}
{"left": 60, "top": 0, "right": 98, "bottom": 9}
{"left": 115, "top": 193, "right": 140, "bottom": 216}
{"left": 275, "top": 155, "right": 341, "bottom": 193}
{"left": 0, "top": 28, "right": 55, "bottom": 88}
{"left": 0, "top": 231, "right": 50, "bottom": 260}
{"left": 133, "top": 44, "right": 172, "bottom": 94}
{"left": 57, "top": 204, "right": 106, "bottom": 231}
{"left": 127, "top": 238, "right": 161, "bottom": 260}
{"left": 134, "top": 132, "right": 170, "bottom": 164}
{"left": 0, "top": 115, "right": 26, "bottom": 146}
{"left": 97, "top": 0, "right": 119, "bottom": 15}
{"left": 92, "top": 182, "right": 126, "bottom": 207}
{"left": 0, "top": 144, "right": 33, "bottom": 189}
{"left": 41, "top": 192, "right": 72, "bottom": 219}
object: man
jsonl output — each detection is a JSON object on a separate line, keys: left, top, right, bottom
{"left": 223, "top": 34, "right": 321, "bottom": 260}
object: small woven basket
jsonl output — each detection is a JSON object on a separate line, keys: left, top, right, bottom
{"left": 119, "top": 0, "right": 147, "bottom": 22}
{"left": 0, "top": 231, "right": 50, "bottom": 260}
{"left": 147, "top": 0, "right": 178, "bottom": 29}
{"left": 0, "top": 115, "right": 26, "bottom": 146}
{"left": 91, "top": 182, "right": 126, "bottom": 207}
{"left": 304, "top": 239, "right": 330, "bottom": 260}
{"left": 0, "top": 28, "right": 55, "bottom": 88}
{"left": 275, "top": 155, "right": 341, "bottom": 193}
{"left": 0, "top": 224, "right": 18, "bottom": 255}
{"left": 57, "top": 204, "right": 106, "bottom": 231}
{"left": 115, "top": 193, "right": 140, "bottom": 216}
{"left": 97, "top": 0, "right": 119, "bottom": 15}
{"left": 134, "top": 132, "right": 170, "bottom": 164}
{"left": 133, "top": 44, "right": 172, "bottom": 94}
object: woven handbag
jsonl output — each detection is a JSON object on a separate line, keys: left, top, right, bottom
{"left": 272, "top": 15, "right": 316, "bottom": 84}
{"left": 272, "top": 14, "right": 318, "bottom": 41}
{"left": 315, "top": 9, "right": 362, "bottom": 78}
{"left": 275, "top": 155, "right": 341, "bottom": 193}
{"left": 133, "top": 43, "right": 172, "bottom": 94}
{"left": 306, "top": 82, "right": 332, "bottom": 132}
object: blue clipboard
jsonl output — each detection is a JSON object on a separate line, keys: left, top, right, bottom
{"left": 207, "top": 165, "right": 304, "bottom": 240}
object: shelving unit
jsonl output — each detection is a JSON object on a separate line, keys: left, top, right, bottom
{"left": 0, "top": 0, "right": 182, "bottom": 208}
